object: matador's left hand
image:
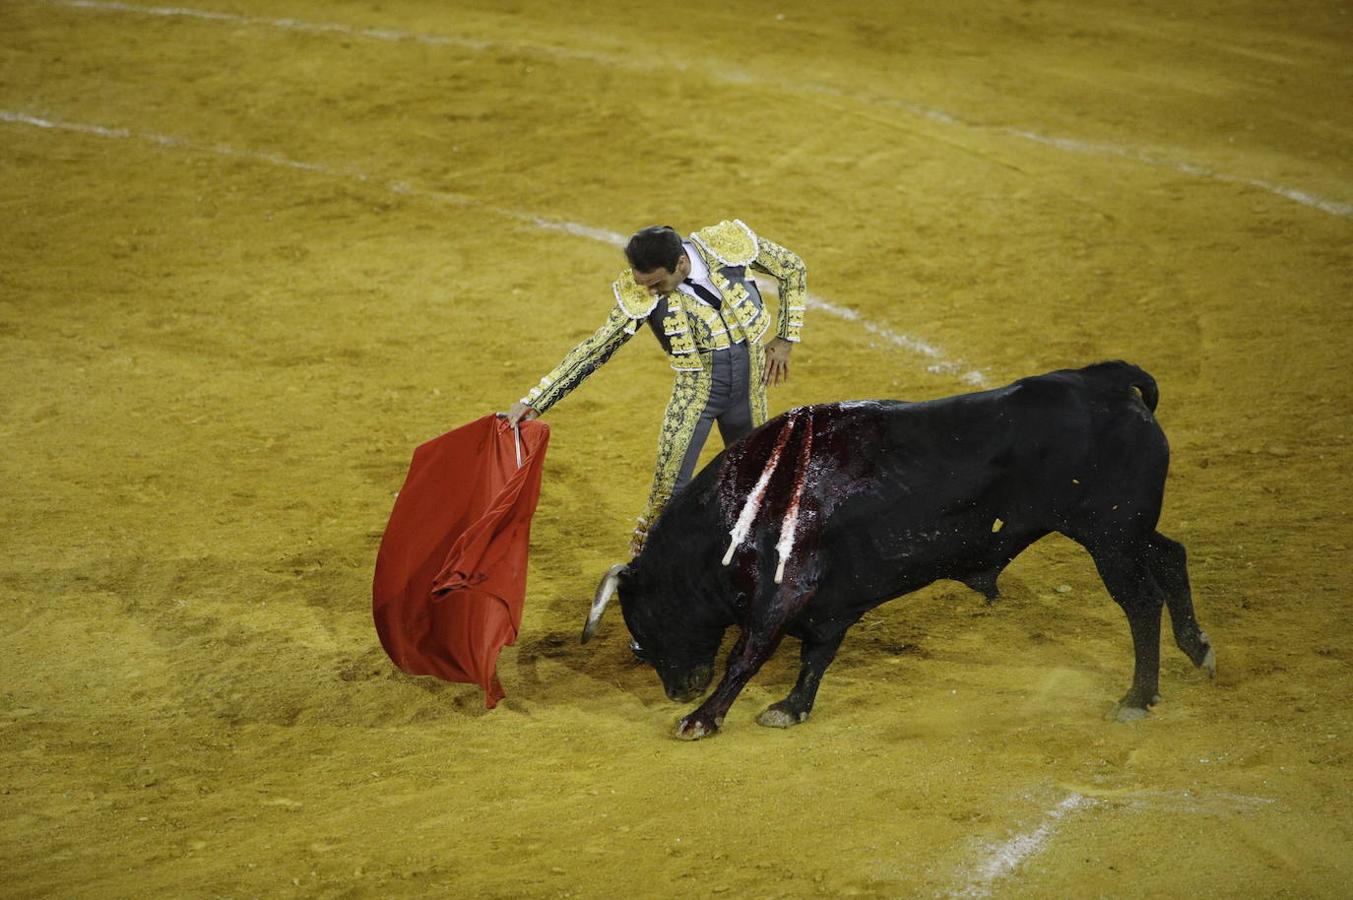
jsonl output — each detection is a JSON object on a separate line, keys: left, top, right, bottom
{"left": 762, "top": 337, "right": 793, "bottom": 387}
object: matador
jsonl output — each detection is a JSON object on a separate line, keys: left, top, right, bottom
{"left": 504, "top": 220, "right": 807, "bottom": 557}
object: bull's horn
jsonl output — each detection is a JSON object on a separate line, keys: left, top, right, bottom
{"left": 581, "top": 563, "right": 628, "bottom": 644}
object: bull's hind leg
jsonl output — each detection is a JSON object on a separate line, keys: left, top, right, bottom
{"left": 1148, "top": 532, "right": 1216, "bottom": 678}
{"left": 757, "top": 625, "right": 851, "bottom": 728}
{"left": 1088, "top": 540, "right": 1165, "bottom": 721}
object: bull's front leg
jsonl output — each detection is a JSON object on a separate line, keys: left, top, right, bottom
{"left": 678, "top": 498, "right": 821, "bottom": 739}
{"left": 757, "top": 627, "right": 849, "bottom": 728}
{"left": 675, "top": 630, "right": 783, "bottom": 740}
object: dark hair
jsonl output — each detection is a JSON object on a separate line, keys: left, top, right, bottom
{"left": 625, "top": 225, "right": 683, "bottom": 273}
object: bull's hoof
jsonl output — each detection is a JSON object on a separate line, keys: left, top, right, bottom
{"left": 1109, "top": 703, "right": 1150, "bottom": 723}
{"left": 1201, "top": 645, "right": 1217, "bottom": 679}
{"left": 674, "top": 713, "right": 721, "bottom": 741}
{"left": 757, "top": 704, "right": 809, "bottom": 729}
{"left": 1107, "top": 688, "right": 1160, "bottom": 722}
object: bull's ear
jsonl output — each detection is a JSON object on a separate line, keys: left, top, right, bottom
{"left": 581, "top": 563, "right": 629, "bottom": 644}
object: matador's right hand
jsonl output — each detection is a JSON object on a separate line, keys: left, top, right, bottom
{"left": 501, "top": 401, "right": 539, "bottom": 426}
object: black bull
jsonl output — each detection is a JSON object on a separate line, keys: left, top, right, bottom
{"left": 582, "top": 361, "right": 1215, "bottom": 740}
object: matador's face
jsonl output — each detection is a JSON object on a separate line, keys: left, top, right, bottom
{"left": 633, "top": 251, "right": 691, "bottom": 297}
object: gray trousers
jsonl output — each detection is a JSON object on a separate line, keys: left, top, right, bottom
{"left": 673, "top": 341, "right": 755, "bottom": 493}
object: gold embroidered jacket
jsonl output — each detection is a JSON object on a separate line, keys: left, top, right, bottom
{"left": 520, "top": 220, "right": 806, "bottom": 415}
{"left": 518, "top": 219, "right": 807, "bottom": 553}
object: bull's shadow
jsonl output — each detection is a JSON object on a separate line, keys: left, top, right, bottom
{"left": 581, "top": 362, "right": 1216, "bottom": 740}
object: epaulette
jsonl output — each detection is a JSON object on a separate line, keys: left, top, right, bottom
{"left": 612, "top": 270, "right": 659, "bottom": 320}
{"left": 690, "top": 219, "right": 758, "bottom": 266}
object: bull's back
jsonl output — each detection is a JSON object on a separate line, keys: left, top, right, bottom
{"left": 667, "top": 363, "right": 1167, "bottom": 608}
{"left": 798, "top": 364, "right": 1168, "bottom": 601}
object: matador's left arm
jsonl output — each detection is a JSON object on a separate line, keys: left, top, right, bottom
{"left": 749, "top": 236, "right": 807, "bottom": 343}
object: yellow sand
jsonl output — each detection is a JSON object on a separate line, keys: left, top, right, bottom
{"left": 2, "top": 0, "right": 1350, "bottom": 896}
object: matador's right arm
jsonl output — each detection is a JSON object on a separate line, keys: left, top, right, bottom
{"left": 519, "top": 301, "right": 640, "bottom": 415}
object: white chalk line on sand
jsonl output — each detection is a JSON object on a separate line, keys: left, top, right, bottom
{"left": 951, "top": 792, "right": 1097, "bottom": 898}
{"left": 44, "top": 0, "right": 1353, "bottom": 220}
{"left": 947, "top": 785, "right": 1277, "bottom": 896}
{"left": 53, "top": 0, "right": 494, "bottom": 50}
{"left": 1, "top": 109, "right": 987, "bottom": 385}
{"left": 1007, "top": 130, "right": 1353, "bottom": 218}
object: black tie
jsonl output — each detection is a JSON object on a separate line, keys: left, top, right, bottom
{"left": 682, "top": 278, "right": 722, "bottom": 310}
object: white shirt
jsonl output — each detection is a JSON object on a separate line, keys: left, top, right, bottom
{"left": 675, "top": 243, "right": 721, "bottom": 305}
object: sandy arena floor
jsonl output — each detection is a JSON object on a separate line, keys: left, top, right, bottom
{"left": 2, "top": 0, "right": 1351, "bottom": 896}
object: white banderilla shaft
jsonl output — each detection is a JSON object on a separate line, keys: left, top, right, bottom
{"left": 722, "top": 412, "right": 799, "bottom": 565}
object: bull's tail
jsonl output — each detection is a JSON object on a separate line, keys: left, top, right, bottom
{"left": 1086, "top": 360, "right": 1158, "bottom": 412}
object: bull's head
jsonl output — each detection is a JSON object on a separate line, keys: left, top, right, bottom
{"left": 581, "top": 562, "right": 721, "bottom": 703}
